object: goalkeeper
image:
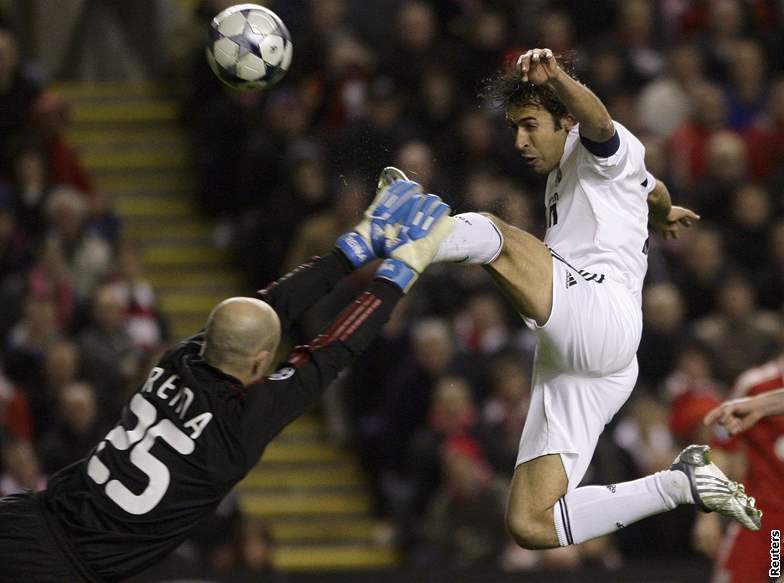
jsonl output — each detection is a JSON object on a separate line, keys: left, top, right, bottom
{"left": 0, "top": 174, "right": 450, "bottom": 583}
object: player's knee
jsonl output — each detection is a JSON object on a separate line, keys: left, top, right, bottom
{"left": 477, "top": 212, "right": 514, "bottom": 257}
{"left": 478, "top": 211, "right": 500, "bottom": 222}
{"left": 477, "top": 212, "right": 538, "bottom": 258}
{"left": 505, "top": 505, "right": 552, "bottom": 550}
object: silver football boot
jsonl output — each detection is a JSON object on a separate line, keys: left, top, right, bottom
{"left": 376, "top": 166, "right": 410, "bottom": 193}
{"left": 671, "top": 444, "right": 762, "bottom": 531}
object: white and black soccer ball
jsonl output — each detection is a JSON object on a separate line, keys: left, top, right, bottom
{"left": 206, "top": 4, "right": 293, "bottom": 91}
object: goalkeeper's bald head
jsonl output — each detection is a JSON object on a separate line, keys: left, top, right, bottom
{"left": 203, "top": 297, "right": 281, "bottom": 386}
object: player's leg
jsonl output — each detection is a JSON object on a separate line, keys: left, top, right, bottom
{"left": 544, "top": 467, "right": 694, "bottom": 548}
{"left": 506, "top": 444, "right": 696, "bottom": 550}
{"left": 482, "top": 215, "right": 554, "bottom": 325}
{"left": 546, "top": 444, "right": 761, "bottom": 550}
{"left": 505, "top": 453, "right": 567, "bottom": 549}
{"left": 433, "top": 212, "right": 554, "bottom": 325}
{"left": 506, "top": 357, "right": 696, "bottom": 550}
{"left": 508, "top": 439, "right": 760, "bottom": 550}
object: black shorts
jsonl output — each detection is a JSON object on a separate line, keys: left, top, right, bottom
{"left": 0, "top": 492, "right": 90, "bottom": 583}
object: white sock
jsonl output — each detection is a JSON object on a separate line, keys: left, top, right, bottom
{"left": 432, "top": 212, "right": 503, "bottom": 264}
{"left": 553, "top": 470, "right": 693, "bottom": 546}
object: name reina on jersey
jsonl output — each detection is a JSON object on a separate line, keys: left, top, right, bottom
{"left": 143, "top": 367, "right": 212, "bottom": 435}
{"left": 86, "top": 368, "right": 214, "bottom": 517}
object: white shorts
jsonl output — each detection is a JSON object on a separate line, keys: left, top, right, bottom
{"left": 516, "top": 255, "right": 643, "bottom": 490}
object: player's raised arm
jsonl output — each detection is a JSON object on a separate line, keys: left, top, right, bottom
{"left": 518, "top": 48, "right": 614, "bottom": 143}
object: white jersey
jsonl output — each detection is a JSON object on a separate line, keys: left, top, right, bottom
{"left": 543, "top": 121, "right": 654, "bottom": 300}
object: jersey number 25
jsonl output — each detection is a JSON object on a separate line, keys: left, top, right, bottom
{"left": 87, "top": 394, "right": 195, "bottom": 515}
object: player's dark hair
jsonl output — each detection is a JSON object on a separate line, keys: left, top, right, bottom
{"left": 481, "top": 52, "right": 577, "bottom": 129}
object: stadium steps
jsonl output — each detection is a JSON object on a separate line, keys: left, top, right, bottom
{"left": 238, "top": 413, "right": 398, "bottom": 568}
{"left": 59, "top": 82, "right": 398, "bottom": 571}
{"left": 94, "top": 173, "right": 197, "bottom": 194}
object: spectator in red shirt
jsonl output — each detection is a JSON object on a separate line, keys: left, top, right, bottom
{"left": 742, "top": 76, "right": 784, "bottom": 180}
{"left": 103, "top": 241, "right": 166, "bottom": 354}
{"left": 667, "top": 83, "right": 730, "bottom": 192}
{"left": 422, "top": 436, "right": 507, "bottom": 568}
{"left": 31, "top": 91, "right": 94, "bottom": 199}
{"left": 409, "top": 375, "right": 480, "bottom": 519}
{"left": 0, "top": 370, "right": 32, "bottom": 442}
{"left": 26, "top": 238, "right": 75, "bottom": 330}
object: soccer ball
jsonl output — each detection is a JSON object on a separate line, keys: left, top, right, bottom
{"left": 206, "top": 4, "right": 293, "bottom": 91}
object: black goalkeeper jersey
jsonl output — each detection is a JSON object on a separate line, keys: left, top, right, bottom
{"left": 39, "top": 250, "right": 401, "bottom": 582}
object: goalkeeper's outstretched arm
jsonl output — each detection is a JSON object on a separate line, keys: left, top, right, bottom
{"left": 240, "top": 184, "right": 452, "bottom": 464}
{"left": 260, "top": 177, "right": 430, "bottom": 332}
{"left": 258, "top": 249, "right": 355, "bottom": 335}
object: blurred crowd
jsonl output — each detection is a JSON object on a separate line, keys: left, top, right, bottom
{"left": 0, "top": 0, "right": 783, "bottom": 577}
{"left": 184, "top": 0, "right": 784, "bottom": 572}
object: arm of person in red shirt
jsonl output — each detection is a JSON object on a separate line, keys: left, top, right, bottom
{"left": 704, "top": 388, "right": 784, "bottom": 435}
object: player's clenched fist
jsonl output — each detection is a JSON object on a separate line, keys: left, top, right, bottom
{"left": 517, "top": 48, "right": 561, "bottom": 85}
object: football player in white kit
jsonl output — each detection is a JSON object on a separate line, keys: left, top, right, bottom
{"left": 387, "top": 48, "right": 763, "bottom": 550}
